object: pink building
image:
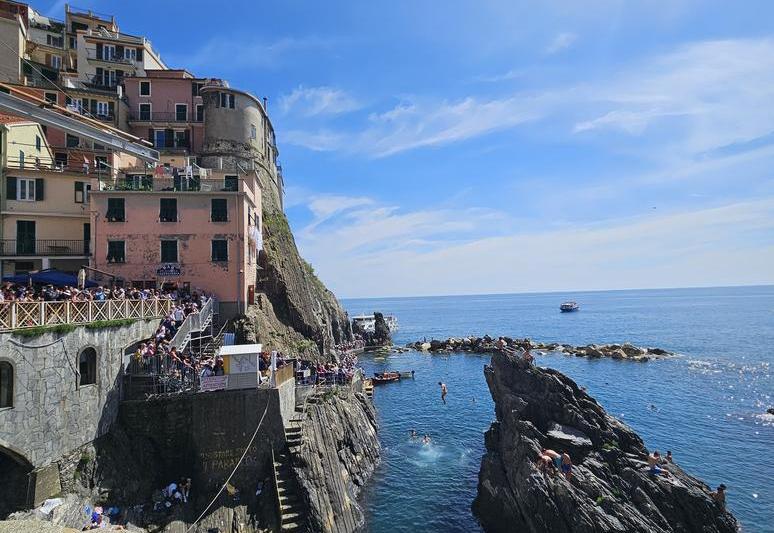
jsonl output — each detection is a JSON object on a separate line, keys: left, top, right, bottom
{"left": 123, "top": 70, "right": 208, "bottom": 166}
{"left": 89, "top": 166, "right": 262, "bottom": 318}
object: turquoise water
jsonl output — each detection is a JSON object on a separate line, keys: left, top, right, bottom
{"left": 343, "top": 286, "right": 774, "bottom": 532}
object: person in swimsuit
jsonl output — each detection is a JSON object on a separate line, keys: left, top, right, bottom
{"left": 422, "top": 434, "right": 431, "bottom": 445}
{"left": 648, "top": 451, "right": 670, "bottom": 477}
{"left": 438, "top": 382, "right": 448, "bottom": 404}
{"left": 711, "top": 484, "right": 727, "bottom": 511}
{"left": 561, "top": 453, "right": 573, "bottom": 481}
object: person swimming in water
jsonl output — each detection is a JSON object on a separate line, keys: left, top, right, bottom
{"left": 422, "top": 434, "right": 431, "bottom": 445}
{"left": 438, "top": 382, "right": 448, "bottom": 404}
{"left": 409, "top": 429, "right": 417, "bottom": 440}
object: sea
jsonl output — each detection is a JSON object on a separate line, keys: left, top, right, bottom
{"left": 341, "top": 286, "right": 774, "bottom": 533}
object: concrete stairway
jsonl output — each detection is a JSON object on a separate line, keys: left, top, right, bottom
{"left": 273, "top": 451, "right": 307, "bottom": 531}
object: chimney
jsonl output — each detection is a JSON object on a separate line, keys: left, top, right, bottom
{"left": 263, "top": 97, "right": 268, "bottom": 111}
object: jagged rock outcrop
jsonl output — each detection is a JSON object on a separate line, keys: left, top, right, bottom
{"left": 293, "top": 392, "right": 380, "bottom": 533}
{"left": 352, "top": 312, "right": 392, "bottom": 347}
{"left": 473, "top": 351, "right": 738, "bottom": 533}
{"left": 248, "top": 178, "right": 352, "bottom": 359}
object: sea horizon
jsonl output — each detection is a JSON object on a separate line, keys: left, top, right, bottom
{"left": 339, "top": 283, "right": 774, "bottom": 302}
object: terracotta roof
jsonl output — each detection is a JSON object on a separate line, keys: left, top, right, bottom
{"left": 0, "top": 113, "right": 32, "bottom": 125}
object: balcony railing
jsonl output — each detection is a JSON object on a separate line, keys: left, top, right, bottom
{"left": 82, "top": 75, "right": 119, "bottom": 90}
{"left": 99, "top": 177, "right": 240, "bottom": 193}
{"left": 85, "top": 49, "right": 136, "bottom": 65}
{"left": 0, "top": 298, "right": 174, "bottom": 332}
{"left": 0, "top": 239, "right": 90, "bottom": 257}
{"left": 129, "top": 111, "right": 202, "bottom": 122}
{"left": 5, "top": 157, "right": 114, "bottom": 177}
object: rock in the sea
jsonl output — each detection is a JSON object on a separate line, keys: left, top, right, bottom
{"left": 473, "top": 351, "right": 738, "bottom": 533}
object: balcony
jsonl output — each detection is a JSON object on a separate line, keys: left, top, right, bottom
{"left": 85, "top": 49, "right": 136, "bottom": 66}
{"left": 99, "top": 176, "right": 240, "bottom": 193}
{"left": 0, "top": 239, "right": 90, "bottom": 257}
{"left": 129, "top": 111, "right": 202, "bottom": 123}
{"left": 5, "top": 157, "right": 114, "bottom": 177}
{"left": 81, "top": 75, "right": 119, "bottom": 91}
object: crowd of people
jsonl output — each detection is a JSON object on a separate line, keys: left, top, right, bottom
{"left": 128, "top": 292, "right": 209, "bottom": 392}
{"left": 333, "top": 339, "right": 365, "bottom": 355}
{"left": 0, "top": 281, "right": 191, "bottom": 304}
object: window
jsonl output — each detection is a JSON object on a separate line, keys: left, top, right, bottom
{"left": 69, "top": 35, "right": 77, "bottom": 49}
{"left": 250, "top": 124, "right": 256, "bottom": 140}
{"left": 16, "top": 178, "right": 36, "bottom": 201}
{"left": 35, "top": 135, "right": 41, "bottom": 151}
{"left": 159, "top": 198, "right": 177, "bottom": 222}
{"left": 55, "top": 152, "right": 67, "bottom": 168}
{"left": 95, "top": 156, "right": 108, "bottom": 170}
{"left": 211, "top": 239, "right": 228, "bottom": 262}
{"left": 78, "top": 348, "right": 96, "bottom": 386}
{"left": 173, "top": 130, "right": 188, "bottom": 148}
{"left": 224, "top": 175, "right": 238, "bottom": 192}
{"left": 219, "top": 92, "right": 235, "bottom": 109}
{"left": 154, "top": 129, "right": 166, "bottom": 148}
{"left": 18, "top": 150, "right": 24, "bottom": 168}
{"left": 175, "top": 103, "right": 187, "bottom": 121}
{"left": 106, "top": 198, "right": 125, "bottom": 221}
{"left": 74, "top": 181, "right": 90, "bottom": 203}
{"left": 44, "top": 92, "right": 57, "bottom": 104}
{"left": 192, "top": 82, "right": 203, "bottom": 96}
{"left": 96, "top": 101, "right": 109, "bottom": 116}
{"left": 211, "top": 198, "right": 227, "bottom": 222}
{"left": 124, "top": 47, "right": 136, "bottom": 61}
{"left": 51, "top": 55, "right": 62, "bottom": 69}
{"left": 160, "top": 239, "right": 178, "bottom": 262}
{"left": 195, "top": 104, "right": 204, "bottom": 122}
{"left": 104, "top": 44, "right": 116, "bottom": 60}
{"left": 107, "top": 240, "right": 125, "bottom": 262}
{"left": 0, "top": 361, "right": 12, "bottom": 408}
{"left": 139, "top": 102, "right": 151, "bottom": 120}
{"left": 66, "top": 133, "right": 79, "bottom": 148}
{"left": 139, "top": 80, "right": 151, "bottom": 96}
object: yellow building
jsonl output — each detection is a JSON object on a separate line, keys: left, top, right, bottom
{"left": 1, "top": 114, "right": 91, "bottom": 276}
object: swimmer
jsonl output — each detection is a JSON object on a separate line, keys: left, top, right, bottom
{"left": 422, "top": 434, "right": 431, "bottom": 445}
{"left": 409, "top": 429, "right": 417, "bottom": 440}
{"left": 438, "top": 382, "right": 448, "bottom": 404}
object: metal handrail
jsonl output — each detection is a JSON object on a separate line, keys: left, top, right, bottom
{"left": 0, "top": 239, "right": 90, "bottom": 257}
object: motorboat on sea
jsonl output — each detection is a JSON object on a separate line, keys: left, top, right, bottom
{"left": 352, "top": 314, "right": 399, "bottom": 333}
{"left": 399, "top": 371, "right": 415, "bottom": 379}
{"left": 560, "top": 301, "right": 579, "bottom": 312}
{"left": 372, "top": 371, "right": 400, "bottom": 385}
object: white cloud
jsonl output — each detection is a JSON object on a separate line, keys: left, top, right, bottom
{"left": 280, "top": 86, "right": 361, "bottom": 117}
{"left": 546, "top": 32, "right": 577, "bottom": 54}
{"left": 295, "top": 197, "right": 774, "bottom": 298}
{"left": 177, "top": 36, "right": 332, "bottom": 71}
{"left": 284, "top": 38, "right": 774, "bottom": 162}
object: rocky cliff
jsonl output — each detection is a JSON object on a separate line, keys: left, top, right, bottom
{"left": 241, "top": 175, "right": 352, "bottom": 359}
{"left": 473, "top": 351, "right": 738, "bottom": 533}
{"left": 292, "top": 392, "right": 380, "bottom": 533}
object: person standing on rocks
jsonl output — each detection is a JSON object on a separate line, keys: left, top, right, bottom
{"left": 648, "top": 451, "right": 670, "bottom": 477}
{"left": 711, "top": 484, "right": 727, "bottom": 511}
{"left": 439, "top": 381, "right": 448, "bottom": 404}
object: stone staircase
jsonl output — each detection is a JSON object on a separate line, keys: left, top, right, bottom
{"left": 272, "top": 451, "right": 306, "bottom": 531}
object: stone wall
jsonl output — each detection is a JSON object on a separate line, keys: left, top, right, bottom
{"left": 119, "top": 387, "right": 289, "bottom": 496}
{"left": 0, "top": 319, "right": 159, "bottom": 469}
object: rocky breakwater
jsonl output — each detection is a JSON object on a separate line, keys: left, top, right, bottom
{"left": 408, "top": 336, "right": 672, "bottom": 362}
{"left": 292, "top": 391, "right": 380, "bottom": 533}
{"left": 473, "top": 351, "right": 738, "bottom": 533}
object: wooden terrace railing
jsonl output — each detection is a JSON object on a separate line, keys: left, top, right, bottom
{"left": 0, "top": 298, "right": 174, "bottom": 332}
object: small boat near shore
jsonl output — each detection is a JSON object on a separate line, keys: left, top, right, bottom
{"left": 399, "top": 371, "right": 415, "bottom": 379}
{"left": 373, "top": 371, "right": 400, "bottom": 385}
{"left": 560, "top": 301, "right": 579, "bottom": 312}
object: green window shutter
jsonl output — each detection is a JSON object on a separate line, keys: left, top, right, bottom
{"left": 35, "top": 178, "right": 44, "bottom": 201}
{"left": 6, "top": 177, "right": 17, "bottom": 199}
{"left": 75, "top": 181, "right": 84, "bottom": 202}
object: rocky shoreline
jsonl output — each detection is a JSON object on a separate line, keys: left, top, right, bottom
{"left": 473, "top": 350, "right": 738, "bottom": 532}
{"left": 407, "top": 335, "right": 672, "bottom": 362}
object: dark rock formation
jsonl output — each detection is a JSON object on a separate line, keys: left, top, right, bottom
{"left": 244, "top": 177, "right": 352, "bottom": 359}
{"left": 408, "top": 337, "right": 672, "bottom": 362}
{"left": 293, "top": 392, "right": 380, "bottom": 533}
{"left": 473, "top": 351, "right": 738, "bottom": 533}
{"left": 352, "top": 312, "right": 392, "bottom": 348}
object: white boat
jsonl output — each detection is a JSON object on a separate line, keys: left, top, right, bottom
{"left": 352, "top": 314, "right": 399, "bottom": 333}
{"left": 560, "top": 301, "right": 579, "bottom": 312}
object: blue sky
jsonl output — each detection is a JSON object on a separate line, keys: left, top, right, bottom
{"left": 48, "top": 0, "right": 774, "bottom": 297}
